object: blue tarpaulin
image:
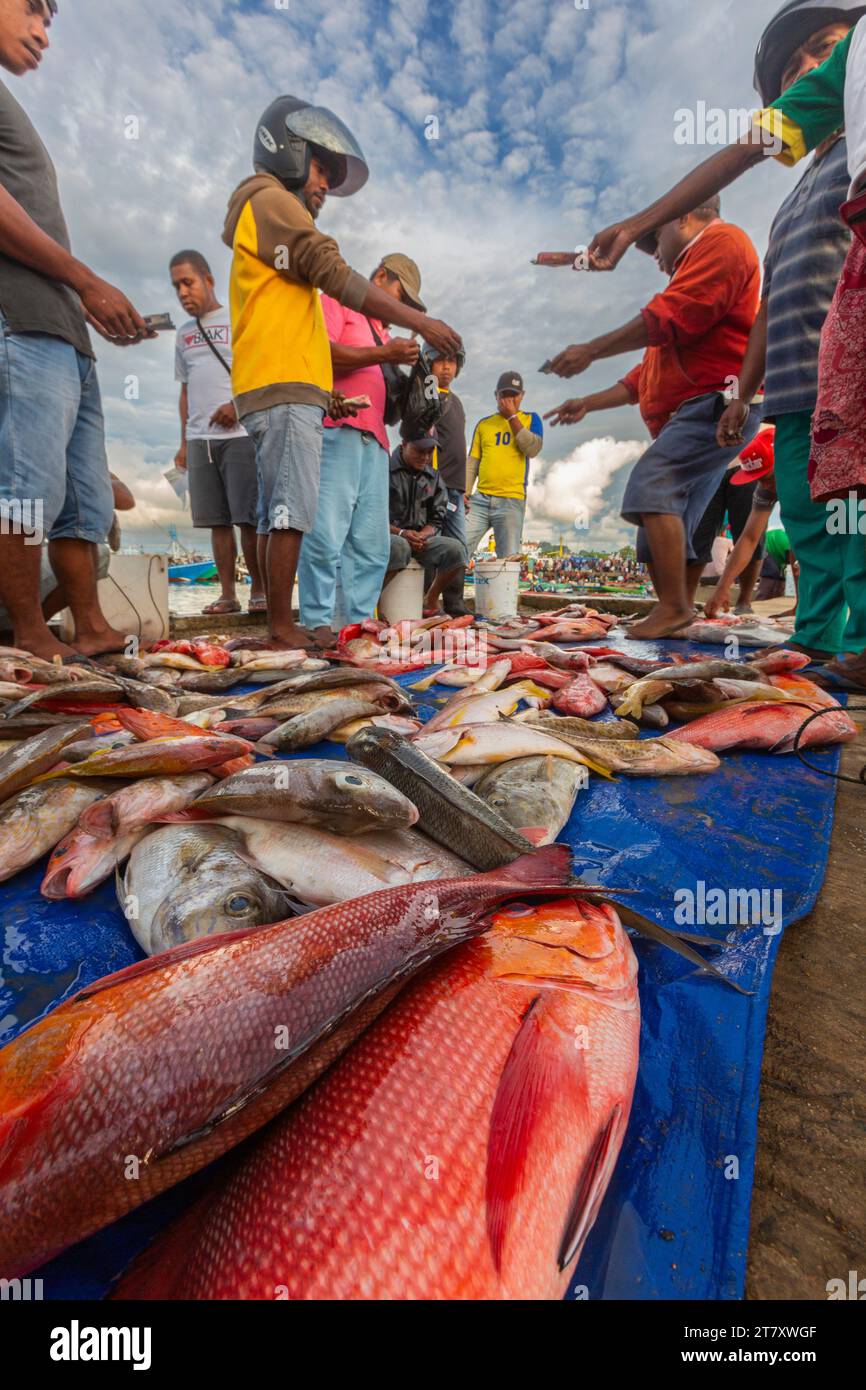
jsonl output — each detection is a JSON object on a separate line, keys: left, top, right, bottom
{"left": 0, "top": 638, "right": 844, "bottom": 1299}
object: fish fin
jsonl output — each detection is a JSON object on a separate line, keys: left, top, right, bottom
{"left": 557, "top": 1104, "right": 625, "bottom": 1271}
{"left": 489, "top": 844, "right": 572, "bottom": 887}
{"left": 614, "top": 904, "right": 753, "bottom": 995}
{"left": 486, "top": 996, "right": 589, "bottom": 1274}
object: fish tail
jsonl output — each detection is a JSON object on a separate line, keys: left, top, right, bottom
{"left": 483, "top": 844, "right": 572, "bottom": 888}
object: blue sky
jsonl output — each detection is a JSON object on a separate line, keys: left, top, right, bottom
{"left": 12, "top": 0, "right": 801, "bottom": 547}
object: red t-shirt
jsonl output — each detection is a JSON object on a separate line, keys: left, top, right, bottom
{"left": 620, "top": 222, "right": 761, "bottom": 438}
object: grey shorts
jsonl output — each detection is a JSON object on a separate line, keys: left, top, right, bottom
{"left": 186, "top": 436, "right": 258, "bottom": 528}
{"left": 242, "top": 404, "right": 325, "bottom": 536}
{"left": 620, "top": 393, "right": 761, "bottom": 563}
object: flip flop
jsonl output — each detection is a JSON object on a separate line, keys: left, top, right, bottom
{"left": 247, "top": 596, "right": 268, "bottom": 614}
{"left": 202, "top": 598, "right": 242, "bottom": 616}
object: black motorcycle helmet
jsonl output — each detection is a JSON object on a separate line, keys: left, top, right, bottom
{"left": 423, "top": 342, "right": 466, "bottom": 375}
{"left": 754, "top": 0, "right": 866, "bottom": 103}
{"left": 253, "top": 96, "right": 369, "bottom": 197}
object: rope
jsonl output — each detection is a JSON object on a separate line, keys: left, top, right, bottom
{"left": 792, "top": 703, "right": 866, "bottom": 786}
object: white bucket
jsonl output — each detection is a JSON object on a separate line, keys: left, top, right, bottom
{"left": 56, "top": 553, "right": 170, "bottom": 647}
{"left": 473, "top": 559, "right": 521, "bottom": 620}
{"left": 379, "top": 561, "right": 424, "bottom": 624}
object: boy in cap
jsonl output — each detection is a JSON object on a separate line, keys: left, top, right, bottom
{"left": 464, "top": 372, "right": 543, "bottom": 560}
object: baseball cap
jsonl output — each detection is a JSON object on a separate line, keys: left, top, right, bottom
{"left": 402, "top": 425, "right": 439, "bottom": 451}
{"left": 730, "top": 426, "right": 776, "bottom": 485}
{"left": 496, "top": 371, "right": 524, "bottom": 395}
{"left": 379, "top": 253, "right": 426, "bottom": 312}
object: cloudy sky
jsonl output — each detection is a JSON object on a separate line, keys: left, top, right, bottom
{"left": 13, "top": 0, "right": 800, "bottom": 549}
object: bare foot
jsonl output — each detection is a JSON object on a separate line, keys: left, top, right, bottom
{"left": 626, "top": 608, "right": 695, "bottom": 642}
{"left": 268, "top": 625, "right": 317, "bottom": 652}
{"left": 14, "top": 629, "right": 78, "bottom": 661}
{"left": 309, "top": 625, "right": 338, "bottom": 648}
{"left": 74, "top": 625, "right": 132, "bottom": 657}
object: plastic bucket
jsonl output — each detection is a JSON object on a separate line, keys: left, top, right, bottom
{"left": 56, "top": 553, "right": 170, "bottom": 646}
{"left": 379, "top": 561, "right": 424, "bottom": 624}
{"left": 473, "top": 559, "right": 521, "bottom": 620}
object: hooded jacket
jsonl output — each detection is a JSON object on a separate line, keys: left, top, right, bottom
{"left": 221, "top": 173, "right": 370, "bottom": 417}
{"left": 389, "top": 447, "right": 448, "bottom": 533}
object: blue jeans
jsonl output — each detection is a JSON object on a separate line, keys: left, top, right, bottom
{"left": 442, "top": 488, "right": 468, "bottom": 549}
{"left": 298, "top": 425, "right": 390, "bottom": 627}
{"left": 0, "top": 314, "right": 113, "bottom": 542}
{"left": 465, "top": 492, "right": 526, "bottom": 558}
{"left": 243, "top": 403, "right": 324, "bottom": 536}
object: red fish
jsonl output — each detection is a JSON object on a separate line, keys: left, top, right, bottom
{"left": 0, "top": 847, "right": 572, "bottom": 1279}
{"left": 551, "top": 674, "right": 608, "bottom": 718}
{"left": 667, "top": 701, "right": 858, "bottom": 753}
{"left": 112, "top": 894, "right": 638, "bottom": 1301}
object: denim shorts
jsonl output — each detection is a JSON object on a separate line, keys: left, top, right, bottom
{"left": 242, "top": 403, "right": 324, "bottom": 536}
{"left": 620, "top": 393, "right": 761, "bottom": 563}
{"left": 0, "top": 314, "right": 114, "bottom": 544}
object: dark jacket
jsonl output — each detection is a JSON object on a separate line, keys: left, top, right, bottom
{"left": 435, "top": 388, "right": 467, "bottom": 490}
{"left": 389, "top": 448, "right": 448, "bottom": 533}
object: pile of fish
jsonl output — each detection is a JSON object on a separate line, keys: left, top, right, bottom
{"left": 0, "top": 616, "right": 858, "bottom": 1300}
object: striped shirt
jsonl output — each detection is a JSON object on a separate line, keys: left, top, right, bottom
{"left": 762, "top": 137, "right": 851, "bottom": 418}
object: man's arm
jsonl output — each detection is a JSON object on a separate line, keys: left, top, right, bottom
{"left": 330, "top": 340, "right": 419, "bottom": 371}
{"left": 545, "top": 381, "right": 635, "bottom": 427}
{"left": 548, "top": 314, "right": 648, "bottom": 379}
{"left": 174, "top": 384, "right": 189, "bottom": 469}
{"left": 0, "top": 184, "right": 149, "bottom": 341}
{"left": 716, "top": 297, "right": 768, "bottom": 446}
{"left": 705, "top": 504, "right": 771, "bottom": 617}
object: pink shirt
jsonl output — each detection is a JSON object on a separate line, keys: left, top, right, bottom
{"left": 321, "top": 294, "right": 391, "bottom": 453}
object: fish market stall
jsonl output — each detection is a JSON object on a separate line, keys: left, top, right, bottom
{"left": 0, "top": 610, "right": 857, "bottom": 1300}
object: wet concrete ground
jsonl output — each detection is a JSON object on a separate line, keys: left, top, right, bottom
{"left": 746, "top": 715, "right": 866, "bottom": 1300}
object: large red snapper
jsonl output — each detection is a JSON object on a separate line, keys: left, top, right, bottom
{"left": 0, "top": 846, "right": 571, "bottom": 1279}
{"left": 113, "top": 895, "right": 639, "bottom": 1301}
{"left": 667, "top": 701, "right": 858, "bottom": 753}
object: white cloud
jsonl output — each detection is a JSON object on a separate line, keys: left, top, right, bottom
{"left": 526, "top": 436, "right": 644, "bottom": 542}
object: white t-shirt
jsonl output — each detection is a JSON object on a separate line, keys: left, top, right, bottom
{"left": 174, "top": 307, "right": 246, "bottom": 440}
{"left": 846, "top": 17, "right": 866, "bottom": 196}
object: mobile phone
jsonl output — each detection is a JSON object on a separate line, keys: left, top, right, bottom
{"left": 143, "top": 313, "right": 176, "bottom": 332}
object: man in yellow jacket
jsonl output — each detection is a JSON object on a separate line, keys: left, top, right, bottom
{"left": 222, "top": 96, "right": 461, "bottom": 649}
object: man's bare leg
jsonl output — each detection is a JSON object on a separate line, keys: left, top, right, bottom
{"left": 0, "top": 535, "right": 76, "bottom": 658}
{"left": 239, "top": 524, "right": 266, "bottom": 605}
{"left": 48, "top": 538, "right": 127, "bottom": 655}
{"left": 628, "top": 514, "right": 695, "bottom": 640}
{"left": 424, "top": 566, "right": 463, "bottom": 611}
{"left": 685, "top": 560, "right": 706, "bottom": 610}
{"left": 264, "top": 529, "right": 314, "bottom": 648}
{"left": 210, "top": 526, "right": 238, "bottom": 606}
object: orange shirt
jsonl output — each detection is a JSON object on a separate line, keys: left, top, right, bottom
{"left": 620, "top": 221, "right": 760, "bottom": 438}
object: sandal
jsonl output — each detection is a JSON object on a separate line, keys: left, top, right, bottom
{"left": 202, "top": 598, "right": 241, "bottom": 616}
{"left": 248, "top": 596, "right": 268, "bottom": 614}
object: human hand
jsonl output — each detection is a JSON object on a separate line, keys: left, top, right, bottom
{"left": 385, "top": 337, "right": 420, "bottom": 366}
{"left": 716, "top": 398, "right": 750, "bottom": 448}
{"left": 705, "top": 588, "right": 732, "bottom": 619}
{"left": 79, "top": 274, "right": 153, "bottom": 343}
{"left": 174, "top": 443, "right": 188, "bottom": 471}
{"left": 544, "top": 398, "right": 589, "bottom": 427}
{"left": 547, "top": 344, "right": 594, "bottom": 378}
{"left": 420, "top": 318, "right": 462, "bottom": 358}
{"left": 210, "top": 402, "right": 239, "bottom": 430}
{"left": 587, "top": 221, "right": 637, "bottom": 271}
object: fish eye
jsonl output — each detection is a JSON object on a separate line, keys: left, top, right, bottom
{"left": 489, "top": 797, "right": 507, "bottom": 808}
{"left": 226, "top": 894, "right": 253, "bottom": 915}
{"left": 344, "top": 775, "right": 364, "bottom": 786}
{"left": 501, "top": 902, "right": 534, "bottom": 917}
